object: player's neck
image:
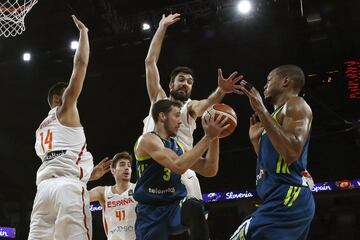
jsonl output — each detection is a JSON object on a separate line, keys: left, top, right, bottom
{"left": 169, "top": 96, "right": 186, "bottom": 106}
{"left": 273, "top": 92, "right": 297, "bottom": 109}
{"left": 113, "top": 181, "right": 130, "bottom": 194}
{"left": 153, "top": 126, "right": 171, "bottom": 140}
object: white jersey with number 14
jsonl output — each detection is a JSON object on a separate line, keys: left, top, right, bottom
{"left": 34, "top": 107, "right": 93, "bottom": 186}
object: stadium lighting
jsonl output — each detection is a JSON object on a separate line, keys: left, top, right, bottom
{"left": 237, "top": 0, "right": 252, "bottom": 14}
{"left": 142, "top": 23, "right": 151, "bottom": 31}
{"left": 70, "top": 40, "right": 79, "bottom": 50}
{"left": 23, "top": 52, "right": 31, "bottom": 61}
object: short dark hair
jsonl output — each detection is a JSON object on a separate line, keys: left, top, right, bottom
{"left": 48, "top": 82, "right": 68, "bottom": 106}
{"left": 151, "top": 99, "right": 182, "bottom": 123}
{"left": 170, "top": 66, "right": 194, "bottom": 83}
{"left": 111, "top": 151, "right": 132, "bottom": 169}
{"left": 275, "top": 64, "right": 305, "bottom": 92}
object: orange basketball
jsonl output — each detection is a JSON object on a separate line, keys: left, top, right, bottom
{"left": 202, "top": 103, "right": 237, "bottom": 138}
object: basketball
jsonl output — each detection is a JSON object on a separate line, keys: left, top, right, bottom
{"left": 202, "top": 103, "right": 237, "bottom": 138}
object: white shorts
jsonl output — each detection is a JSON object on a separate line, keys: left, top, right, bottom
{"left": 28, "top": 177, "right": 92, "bottom": 240}
{"left": 181, "top": 169, "right": 202, "bottom": 199}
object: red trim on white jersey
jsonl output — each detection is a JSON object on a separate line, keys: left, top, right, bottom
{"left": 76, "top": 143, "right": 87, "bottom": 164}
{"left": 81, "top": 187, "right": 91, "bottom": 240}
{"left": 76, "top": 144, "right": 87, "bottom": 180}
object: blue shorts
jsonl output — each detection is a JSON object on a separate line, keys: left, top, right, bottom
{"left": 135, "top": 200, "right": 187, "bottom": 240}
{"left": 230, "top": 185, "right": 315, "bottom": 240}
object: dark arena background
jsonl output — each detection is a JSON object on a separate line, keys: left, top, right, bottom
{"left": 0, "top": 0, "right": 359, "bottom": 239}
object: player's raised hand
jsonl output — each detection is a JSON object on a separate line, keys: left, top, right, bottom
{"left": 159, "top": 13, "right": 181, "bottom": 28}
{"left": 218, "top": 68, "right": 243, "bottom": 94}
{"left": 239, "top": 80, "right": 267, "bottom": 114}
{"left": 72, "top": 15, "right": 88, "bottom": 32}
{"left": 202, "top": 114, "right": 230, "bottom": 139}
{"left": 89, "top": 157, "right": 112, "bottom": 181}
{"left": 249, "top": 113, "right": 264, "bottom": 141}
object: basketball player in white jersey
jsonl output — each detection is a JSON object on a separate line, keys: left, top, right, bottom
{"left": 143, "top": 13, "right": 242, "bottom": 200}
{"left": 90, "top": 152, "right": 137, "bottom": 240}
{"left": 28, "top": 16, "right": 94, "bottom": 240}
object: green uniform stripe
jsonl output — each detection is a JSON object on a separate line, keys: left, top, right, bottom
{"left": 288, "top": 187, "right": 302, "bottom": 207}
{"left": 283, "top": 186, "right": 294, "bottom": 206}
{"left": 276, "top": 156, "right": 282, "bottom": 173}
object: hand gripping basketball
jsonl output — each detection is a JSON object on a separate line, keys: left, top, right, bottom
{"left": 202, "top": 103, "right": 237, "bottom": 138}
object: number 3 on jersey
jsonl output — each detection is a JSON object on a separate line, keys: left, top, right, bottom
{"left": 163, "top": 168, "right": 171, "bottom": 181}
{"left": 40, "top": 129, "right": 53, "bottom": 153}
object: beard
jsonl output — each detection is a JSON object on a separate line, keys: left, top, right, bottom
{"left": 170, "top": 89, "right": 190, "bottom": 102}
{"left": 164, "top": 119, "right": 177, "bottom": 137}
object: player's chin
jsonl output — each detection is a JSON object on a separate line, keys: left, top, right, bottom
{"left": 170, "top": 130, "right": 178, "bottom": 137}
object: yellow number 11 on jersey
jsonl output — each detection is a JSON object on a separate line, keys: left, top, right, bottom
{"left": 40, "top": 129, "right": 53, "bottom": 152}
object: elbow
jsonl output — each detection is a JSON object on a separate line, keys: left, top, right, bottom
{"left": 284, "top": 150, "right": 301, "bottom": 165}
{"left": 74, "top": 58, "right": 88, "bottom": 67}
{"left": 204, "top": 164, "right": 219, "bottom": 177}
{"left": 204, "top": 168, "right": 218, "bottom": 177}
{"left": 145, "top": 57, "right": 157, "bottom": 66}
{"left": 172, "top": 163, "right": 187, "bottom": 175}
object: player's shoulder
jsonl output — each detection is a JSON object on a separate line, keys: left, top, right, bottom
{"left": 91, "top": 185, "right": 106, "bottom": 195}
{"left": 285, "top": 96, "right": 312, "bottom": 115}
{"left": 138, "top": 132, "right": 158, "bottom": 144}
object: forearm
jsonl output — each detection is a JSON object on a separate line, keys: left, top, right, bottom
{"left": 89, "top": 170, "right": 98, "bottom": 181}
{"left": 175, "top": 136, "right": 213, "bottom": 172}
{"left": 257, "top": 110, "right": 298, "bottom": 163}
{"left": 145, "top": 25, "right": 167, "bottom": 63}
{"left": 207, "top": 87, "right": 226, "bottom": 106}
{"left": 74, "top": 29, "right": 89, "bottom": 66}
{"left": 251, "top": 138, "right": 260, "bottom": 156}
{"left": 192, "top": 87, "right": 226, "bottom": 117}
{"left": 193, "top": 138, "right": 219, "bottom": 177}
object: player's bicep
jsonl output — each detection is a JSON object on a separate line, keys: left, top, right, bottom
{"left": 282, "top": 103, "right": 312, "bottom": 150}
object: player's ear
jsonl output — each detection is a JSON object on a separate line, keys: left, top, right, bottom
{"left": 159, "top": 112, "right": 166, "bottom": 122}
{"left": 110, "top": 167, "right": 116, "bottom": 175}
{"left": 282, "top": 77, "right": 290, "bottom": 88}
{"left": 169, "top": 81, "right": 174, "bottom": 90}
{"left": 53, "top": 94, "right": 62, "bottom": 106}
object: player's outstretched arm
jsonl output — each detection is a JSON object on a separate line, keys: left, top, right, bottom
{"left": 188, "top": 69, "right": 243, "bottom": 118}
{"left": 89, "top": 186, "right": 105, "bottom": 207}
{"left": 62, "top": 15, "right": 89, "bottom": 110}
{"left": 145, "top": 13, "right": 180, "bottom": 103}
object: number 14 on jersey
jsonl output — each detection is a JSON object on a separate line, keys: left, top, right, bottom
{"left": 40, "top": 129, "right": 53, "bottom": 152}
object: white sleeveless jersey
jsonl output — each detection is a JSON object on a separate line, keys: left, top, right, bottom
{"left": 143, "top": 99, "right": 203, "bottom": 199}
{"left": 34, "top": 107, "right": 93, "bottom": 186}
{"left": 143, "top": 99, "right": 196, "bottom": 150}
{"left": 103, "top": 184, "right": 137, "bottom": 240}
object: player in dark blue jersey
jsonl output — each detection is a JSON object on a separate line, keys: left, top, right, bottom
{"left": 134, "top": 99, "right": 229, "bottom": 240}
{"left": 231, "top": 65, "right": 315, "bottom": 240}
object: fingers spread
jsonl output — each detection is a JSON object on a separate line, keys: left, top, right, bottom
{"left": 228, "top": 71, "right": 238, "bottom": 80}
